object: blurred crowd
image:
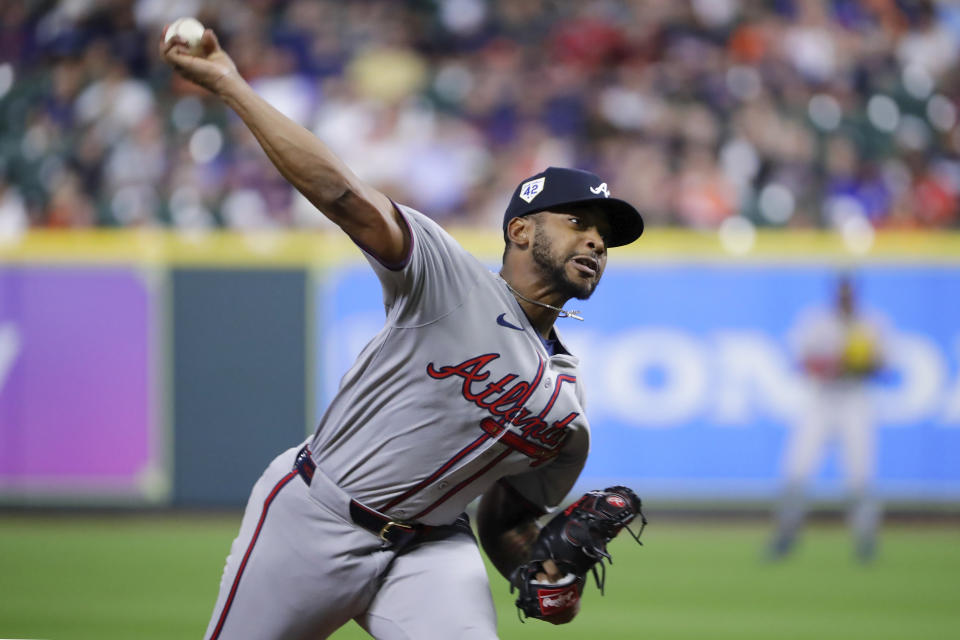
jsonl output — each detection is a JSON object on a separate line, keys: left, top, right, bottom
{"left": 2, "top": 0, "right": 960, "bottom": 235}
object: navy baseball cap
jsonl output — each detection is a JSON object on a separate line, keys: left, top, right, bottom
{"left": 502, "top": 167, "right": 644, "bottom": 247}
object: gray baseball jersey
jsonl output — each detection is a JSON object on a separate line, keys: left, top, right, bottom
{"left": 309, "top": 204, "right": 590, "bottom": 525}
{"left": 205, "top": 205, "right": 590, "bottom": 639}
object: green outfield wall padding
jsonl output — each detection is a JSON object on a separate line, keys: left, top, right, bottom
{"left": 172, "top": 269, "right": 308, "bottom": 507}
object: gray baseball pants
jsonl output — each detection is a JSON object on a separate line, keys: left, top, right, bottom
{"left": 204, "top": 443, "right": 499, "bottom": 639}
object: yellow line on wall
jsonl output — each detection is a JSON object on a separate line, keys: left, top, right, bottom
{"left": 0, "top": 228, "right": 958, "bottom": 266}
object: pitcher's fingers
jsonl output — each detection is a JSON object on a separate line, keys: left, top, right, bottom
{"left": 200, "top": 28, "right": 221, "bottom": 55}
{"left": 540, "top": 559, "right": 562, "bottom": 581}
{"left": 163, "top": 45, "right": 197, "bottom": 66}
{"left": 159, "top": 28, "right": 188, "bottom": 60}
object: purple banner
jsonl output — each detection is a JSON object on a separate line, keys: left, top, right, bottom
{"left": 0, "top": 267, "right": 158, "bottom": 496}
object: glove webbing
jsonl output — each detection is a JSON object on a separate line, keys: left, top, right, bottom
{"left": 582, "top": 504, "right": 647, "bottom": 594}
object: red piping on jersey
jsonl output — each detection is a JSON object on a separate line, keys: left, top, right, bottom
{"left": 412, "top": 448, "right": 512, "bottom": 520}
{"left": 387, "top": 356, "right": 548, "bottom": 513}
{"left": 539, "top": 374, "right": 577, "bottom": 417}
{"left": 426, "top": 355, "right": 546, "bottom": 424}
{"left": 477, "top": 373, "right": 578, "bottom": 465}
{"left": 381, "top": 433, "right": 489, "bottom": 510}
{"left": 392, "top": 354, "right": 556, "bottom": 520}
{"left": 501, "top": 357, "right": 547, "bottom": 424}
{"left": 209, "top": 469, "right": 299, "bottom": 640}
{"left": 478, "top": 418, "right": 561, "bottom": 467}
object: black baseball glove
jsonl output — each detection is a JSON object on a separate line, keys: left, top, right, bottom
{"left": 509, "top": 486, "right": 646, "bottom": 620}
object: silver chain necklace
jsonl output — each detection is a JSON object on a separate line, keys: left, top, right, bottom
{"left": 500, "top": 276, "right": 584, "bottom": 321}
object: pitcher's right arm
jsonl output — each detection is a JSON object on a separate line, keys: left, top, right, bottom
{"left": 159, "top": 26, "right": 407, "bottom": 264}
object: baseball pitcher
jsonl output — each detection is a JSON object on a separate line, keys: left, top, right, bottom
{"left": 161, "top": 23, "right": 646, "bottom": 640}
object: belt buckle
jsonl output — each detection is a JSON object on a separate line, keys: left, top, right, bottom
{"left": 379, "top": 520, "right": 415, "bottom": 543}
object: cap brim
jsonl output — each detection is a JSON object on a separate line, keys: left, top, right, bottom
{"left": 549, "top": 197, "right": 645, "bottom": 248}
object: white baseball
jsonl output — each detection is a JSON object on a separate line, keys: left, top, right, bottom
{"left": 165, "top": 17, "right": 206, "bottom": 54}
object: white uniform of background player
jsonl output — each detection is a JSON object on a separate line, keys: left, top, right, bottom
{"left": 770, "top": 276, "right": 887, "bottom": 562}
{"left": 158, "top": 21, "right": 646, "bottom": 639}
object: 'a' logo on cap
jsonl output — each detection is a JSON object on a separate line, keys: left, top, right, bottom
{"left": 519, "top": 177, "right": 546, "bottom": 203}
{"left": 590, "top": 182, "right": 610, "bottom": 198}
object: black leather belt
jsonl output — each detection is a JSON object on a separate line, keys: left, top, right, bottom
{"left": 294, "top": 445, "right": 472, "bottom": 552}
{"left": 294, "top": 445, "right": 316, "bottom": 485}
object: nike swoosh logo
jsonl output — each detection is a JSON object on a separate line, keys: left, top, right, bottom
{"left": 496, "top": 313, "right": 524, "bottom": 331}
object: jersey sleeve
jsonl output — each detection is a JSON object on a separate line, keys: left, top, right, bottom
{"left": 357, "top": 203, "right": 484, "bottom": 326}
{"left": 499, "top": 425, "right": 590, "bottom": 513}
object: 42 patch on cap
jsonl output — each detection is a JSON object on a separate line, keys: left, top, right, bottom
{"left": 518, "top": 177, "right": 545, "bottom": 203}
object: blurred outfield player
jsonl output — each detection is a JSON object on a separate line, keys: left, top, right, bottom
{"left": 161, "top": 25, "right": 645, "bottom": 640}
{"left": 769, "top": 274, "right": 887, "bottom": 562}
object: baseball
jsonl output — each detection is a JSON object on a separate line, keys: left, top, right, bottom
{"left": 164, "top": 17, "right": 206, "bottom": 54}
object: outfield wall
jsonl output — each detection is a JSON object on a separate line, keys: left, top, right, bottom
{"left": 1, "top": 229, "right": 958, "bottom": 506}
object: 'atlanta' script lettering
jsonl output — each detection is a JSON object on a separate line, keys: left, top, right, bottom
{"left": 426, "top": 354, "right": 578, "bottom": 456}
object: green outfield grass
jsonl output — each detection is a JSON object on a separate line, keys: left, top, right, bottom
{"left": 0, "top": 514, "right": 957, "bottom": 640}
